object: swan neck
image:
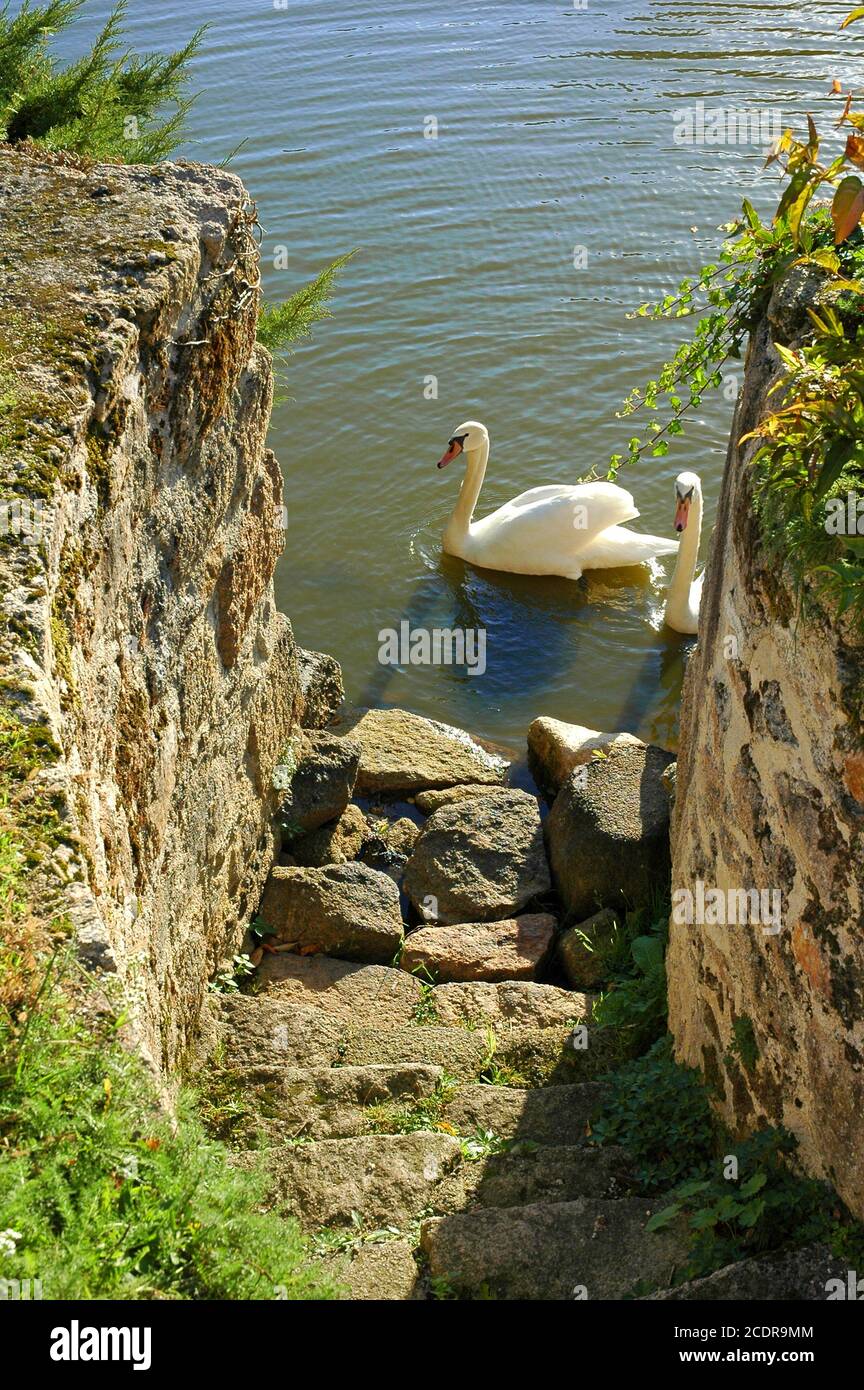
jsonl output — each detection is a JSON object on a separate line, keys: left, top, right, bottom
{"left": 670, "top": 489, "right": 702, "bottom": 595}
{"left": 447, "top": 438, "right": 488, "bottom": 541}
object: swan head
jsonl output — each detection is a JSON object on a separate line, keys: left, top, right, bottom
{"left": 674, "top": 471, "right": 701, "bottom": 532}
{"left": 437, "top": 420, "right": 488, "bottom": 469}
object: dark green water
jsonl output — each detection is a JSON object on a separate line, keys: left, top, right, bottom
{"left": 59, "top": 1, "right": 858, "bottom": 750}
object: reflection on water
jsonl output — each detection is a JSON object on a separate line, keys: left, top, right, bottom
{"left": 57, "top": 0, "right": 846, "bottom": 746}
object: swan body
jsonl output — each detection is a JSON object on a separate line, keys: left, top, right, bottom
{"left": 664, "top": 470, "right": 704, "bottom": 634}
{"left": 437, "top": 422, "right": 679, "bottom": 581}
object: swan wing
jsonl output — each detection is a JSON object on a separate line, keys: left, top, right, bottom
{"left": 484, "top": 481, "right": 640, "bottom": 538}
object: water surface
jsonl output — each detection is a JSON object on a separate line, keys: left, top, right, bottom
{"left": 60, "top": 1, "right": 859, "bottom": 750}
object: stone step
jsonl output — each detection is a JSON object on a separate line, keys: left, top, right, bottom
{"left": 440, "top": 1082, "right": 606, "bottom": 1147}
{"left": 338, "top": 1024, "right": 488, "bottom": 1080}
{"left": 255, "top": 953, "right": 424, "bottom": 1026}
{"left": 459, "top": 1144, "right": 632, "bottom": 1210}
{"left": 644, "top": 1242, "right": 849, "bottom": 1302}
{"left": 219, "top": 995, "right": 603, "bottom": 1088}
{"left": 420, "top": 1197, "right": 689, "bottom": 1300}
{"left": 322, "top": 1239, "right": 424, "bottom": 1301}
{"left": 249, "top": 1062, "right": 446, "bottom": 1143}
{"left": 401, "top": 915, "right": 556, "bottom": 983}
{"left": 431, "top": 980, "right": 591, "bottom": 1030}
{"left": 255, "top": 955, "right": 591, "bottom": 1034}
{"left": 253, "top": 1131, "right": 465, "bottom": 1231}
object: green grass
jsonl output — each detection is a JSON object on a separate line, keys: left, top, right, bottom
{"left": 0, "top": 954, "right": 337, "bottom": 1300}
{"left": 588, "top": 907, "right": 669, "bottom": 1062}
{"left": 365, "top": 1074, "right": 457, "bottom": 1136}
{"left": 0, "top": 709, "right": 334, "bottom": 1301}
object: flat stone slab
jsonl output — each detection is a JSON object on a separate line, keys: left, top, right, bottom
{"left": 258, "top": 862, "right": 404, "bottom": 964}
{"left": 462, "top": 1144, "right": 633, "bottom": 1209}
{"left": 401, "top": 915, "right": 556, "bottom": 983}
{"left": 404, "top": 790, "right": 551, "bottom": 925}
{"left": 433, "top": 980, "right": 590, "bottom": 1029}
{"left": 262, "top": 1131, "right": 465, "bottom": 1229}
{"left": 341, "top": 1024, "right": 487, "bottom": 1081}
{"left": 645, "top": 1242, "right": 849, "bottom": 1302}
{"left": 332, "top": 706, "right": 508, "bottom": 797}
{"left": 256, "top": 953, "right": 423, "bottom": 1026}
{"left": 244, "top": 1063, "right": 445, "bottom": 1143}
{"left": 421, "top": 1197, "right": 688, "bottom": 1300}
{"left": 440, "top": 1083, "right": 606, "bottom": 1147}
{"left": 493, "top": 1023, "right": 613, "bottom": 1087}
{"left": 219, "top": 995, "right": 344, "bottom": 1071}
{"left": 325, "top": 1239, "right": 423, "bottom": 1301}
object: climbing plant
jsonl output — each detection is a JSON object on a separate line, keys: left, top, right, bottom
{"left": 611, "top": 6, "right": 864, "bottom": 629}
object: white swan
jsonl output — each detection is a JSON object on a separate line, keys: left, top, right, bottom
{"left": 664, "top": 471, "right": 704, "bottom": 635}
{"left": 436, "top": 421, "right": 679, "bottom": 581}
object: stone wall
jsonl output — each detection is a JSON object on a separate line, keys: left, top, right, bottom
{"left": 0, "top": 148, "right": 309, "bottom": 1073}
{"left": 668, "top": 269, "right": 864, "bottom": 1218}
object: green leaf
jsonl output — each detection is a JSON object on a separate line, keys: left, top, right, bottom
{"left": 815, "top": 439, "right": 857, "bottom": 499}
{"left": 646, "top": 1204, "right": 681, "bottom": 1233}
{"left": 740, "top": 1171, "right": 769, "bottom": 1198}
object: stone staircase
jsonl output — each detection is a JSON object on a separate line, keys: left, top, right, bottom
{"left": 200, "top": 705, "right": 842, "bottom": 1301}
{"left": 211, "top": 955, "right": 690, "bottom": 1300}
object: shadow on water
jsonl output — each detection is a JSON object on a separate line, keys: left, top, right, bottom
{"left": 357, "top": 544, "right": 691, "bottom": 754}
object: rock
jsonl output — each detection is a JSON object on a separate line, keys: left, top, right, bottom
{"left": 340, "top": 1024, "right": 487, "bottom": 1081}
{"left": 420, "top": 1197, "right": 688, "bottom": 1300}
{"left": 415, "top": 784, "right": 506, "bottom": 815}
{"left": 218, "top": 996, "right": 344, "bottom": 1071}
{"left": 331, "top": 706, "right": 508, "bottom": 797}
{"left": 296, "top": 647, "right": 344, "bottom": 729}
{"left": 359, "top": 814, "right": 419, "bottom": 881}
{"left": 0, "top": 151, "right": 303, "bottom": 1070}
{"left": 432, "top": 980, "right": 589, "bottom": 1030}
{"left": 557, "top": 908, "right": 621, "bottom": 989}
{"left": 527, "top": 717, "right": 643, "bottom": 798}
{"left": 646, "top": 1243, "right": 848, "bottom": 1302}
{"left": 242, "top": 1062, "right": 445, "bottom": 1144}
{"left": 493, "top": 1023, "right": 614, "bottom": 1087}
{"left": 255, "top": 953, "right": 423, "bottom": 1026}
{"left": 545, "top": 743, "right": 675, "bottom": 920}
{"left": 279, "top": 732, "right": 360, "bottom": 836}
{"left": 462, "top": 1145, "right": 633, "bottom": 1209}
{"left": 661, "top": 760, "right": 677, "bottom": 811}
{"left": 290, "top": 803, "right": 367, "bottom": 867}
{"left": 261, "top": 1132, "right": 465, "bottom": 1229}
{"left": 401, "top": 915, "right": 556, "bottom": 983}
{"left": 257, "top": 863, "right": 404, "bottom": 964}
{"left": 326, "top": 1240, "right": 422, "bottom": 1301}
{"left": 440, "top": 1082, "right": 606, "bottom": 1147}
{"left": 404, "top": 789, "right": 551, "bottom": 925}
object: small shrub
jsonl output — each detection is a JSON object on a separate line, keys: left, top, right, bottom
{"left": 589, "top": 1036, "right": 715, "bottom": 1190}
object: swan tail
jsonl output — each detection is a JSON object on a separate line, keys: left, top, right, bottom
{"left": 579, "top": 526, "right": 679, "bottom": 570}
